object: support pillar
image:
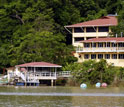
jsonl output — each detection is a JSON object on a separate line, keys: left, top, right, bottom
{"left": 25, "top": 71, "right": 27, "bottom": 87}
{"left": 51, "top": 79, "right": 53, "bottom": 86}
{"left": 8, "top": 71, "right": 10, "bottom": 83}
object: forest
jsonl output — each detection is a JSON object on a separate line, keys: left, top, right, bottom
{"left": 0, "top": 0, "right": 124, "bottom": 69}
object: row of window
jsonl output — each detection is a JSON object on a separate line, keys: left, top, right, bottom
{"left": 84, "top": 54, "right": 124, "bottom": 59}
{"left": 74, "top": 27, "right": 109, "bottom": 33}
{"left": 84, "top": 43, "right": 124, "bottom": 47}
{"left": 74, "top": 37, "right": 94, "bottom": 42}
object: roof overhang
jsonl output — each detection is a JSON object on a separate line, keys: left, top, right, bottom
{"left": 15, "top": 62, "right": 62, "bottom": 68}
{"left": 80, "top": 38, "right": 124, "bottom": 43}
{"left": 65, "top": 24, "right": 115, "bottom": 28}
{"left": 16, "top": 66, "right": 62, "bottom": 68}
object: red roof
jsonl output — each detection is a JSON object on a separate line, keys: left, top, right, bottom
{"left": 16, "top": 62, "right": 62, "bottom": 67}
{"left": 81, "top": 37, "right": 124, "bottom": 43}
{"left": 65, "top": 16, "right": 117, "bottom": 27}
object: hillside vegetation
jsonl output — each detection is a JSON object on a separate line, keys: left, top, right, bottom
{"left": 0, "top": 0, "right": 124, "bottom": 68}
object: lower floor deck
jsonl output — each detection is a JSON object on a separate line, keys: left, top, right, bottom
{"left": 8, "top": 71, "right": 71, "bottom": 86}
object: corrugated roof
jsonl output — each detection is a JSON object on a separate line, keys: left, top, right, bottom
{"left": 16, "top": 62, "right": 62, "bottom": 67}
{"left": 65, "top": 16, "right": 117, "bottom": 27}
{"left": 81, "top": 37, "right": 124, "bottom": 43}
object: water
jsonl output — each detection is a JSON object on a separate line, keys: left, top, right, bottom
{"left": 0, "top": 86, "right": 124, "bottom": 107}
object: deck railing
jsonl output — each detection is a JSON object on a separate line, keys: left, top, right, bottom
{"left": 57, "top": 71, "right": 71, "bottom": 77}
{"left": 27, "top": 71, "right": 71, "bottom": 79}
{"left": 35, "top": 72, "right": 56, "bottom": 77}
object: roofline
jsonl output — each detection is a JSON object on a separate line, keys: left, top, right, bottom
{"left": 15, "top": 65, "right": 62, "bottom": 68}
{"left": 65, "top": 24, "right": 116, "bottom": 28}
{"left": 82, "top": 41, "right": 124, "bottom": 43}
{"left": 80, "top": 38, "right": 124, "bottom": 43}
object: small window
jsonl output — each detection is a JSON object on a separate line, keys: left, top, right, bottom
{"left": 98, "top": 54, "right": 103, "bottom": 59}
{"left": 74, "top": 27, "right": 84, "bottom": 33}
{"left": 118, "top": 43, "right": 124, "bottom": 47}
{"left": 98, "top": 43, "right": 103, "bottom": 47}
{"left": 112, "top": 43, "right": 117, "bottom": 47}
{"left": 91, "top": 54, "right": 96, "bottom": 59}
{"left": 119, "top": 54, "right": 124, "bottom": 59}
{"left": 112, "top": 54, "right": 117, "bottom": 59}
{"left": 105, "top": 43, "right": 110, "bottom": 47}
{"left": 84, "top": 43, "right": 90, "bottom": 48}
{"left": 91, "top": 43, "right": 96, "bottom": 47}
{"left": 86, "top": 27, "right": 96, "bottom": 32}
{"left": 84, "top": 54, "right": 89, "bottom": 59}
{"left": 74, "top": 37, "right": 84, "bottom": 42}
{"left": 86, "top": 37, "right": 95, "bottom": 40}
{"left": 112, "top": 63, "right": 114, "bottom": 66}
{"left": 98, "top": 27, "right": 109, "bottom": 32}
{"left": 105, "top": 54, "right": 110, "bottom": 59}
{"left": 79, "top": 54, "right": 81, "bottom": 58}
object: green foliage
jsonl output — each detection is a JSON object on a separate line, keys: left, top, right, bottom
{"left": 111, "top": 1, "right": 124, "bottom": 36}
{"left": 0, "top": 0, "right": 124, "bottom": 69}
{"left": 63, "top": 59, "right": 124, "bottom": 85}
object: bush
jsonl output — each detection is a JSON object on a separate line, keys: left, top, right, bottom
{"left": 63, "top": 59, "right": 124, "bottom": 86}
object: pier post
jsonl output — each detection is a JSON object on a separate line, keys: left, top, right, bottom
{"left": 51, "top": 79, "right": 53, "bottom": 86}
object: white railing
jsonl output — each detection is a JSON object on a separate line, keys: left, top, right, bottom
{"left": 27, "top": 71, "right": 71, "bottom": 79}
{"left": 27, "top": 72, "right": 57, "bottom": 80}
{"left": 35, "top": 72, "right": 55, "bottom": 77}
{"left": 57, "top": 71, "right": 71, "bottom": 77}
{"left": 76, "top": 47, "right": 124, "bottom": 53}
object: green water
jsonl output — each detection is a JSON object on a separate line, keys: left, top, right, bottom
{"left": 0, "top": 86, "right": 124, "bottom": 107}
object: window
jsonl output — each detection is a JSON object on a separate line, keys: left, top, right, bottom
{"left": 91, "top": 43, "right": 96, "bottom": 47}
{"left": 79, "top": 54, "right": 81, "bottom": 58}
{"left": 86, "top": 27, "right": 96, "bottom": 32}
{"left": 98, "top": 43, "right": 103, "bottom": 47}
{"left": 74, "top": 27, "right": 84, "bottom": 33}
{"left": 84, "top": 43, "right": 90, "bottom": 48}
{"left": 118, "top": 43, "right": 124, "bottom": 47}
{"left": 98, "top": 54, "right": 103, "bottom": 59}
{"left": 98, "top": 27, "right": 109, "bottom": 32}
{"left": 86, "top": 37, "right": 95, "bottom": 40}
{"left": 74, "top": 37, "right": 84, "bottom": 42}
{"left": 105, "top": 54, "right": 110, "bottom": 59}
{"left": 105, "top": 43, "right": 110, "bottom": 47}
{"left": 112, "top": 43, "right": 117, "bottom": 47}
{"left": 119, "top": 54, "right": 124, "bottom": 59}
{"left": 112, "top": 54, "right": 117, "bottom": 59}
{"left": 84, "top": 54, "right": 89, "bottom": 59}
{"left": 91, "top": 54, "right": 96, "bottom": 59}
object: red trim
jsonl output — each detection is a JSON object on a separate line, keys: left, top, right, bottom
{"left": 16, "top": 62, "right": 62, "bottom": 67}
{"left": 80, "top": 37, "right": 124, "bottom": 43}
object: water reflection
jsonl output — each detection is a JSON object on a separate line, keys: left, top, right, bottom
{"left": 0, "top": 86, "right": 124, "bottom": 107}
{"left": 0, "top": 92, "right": 124, "bottom": 97}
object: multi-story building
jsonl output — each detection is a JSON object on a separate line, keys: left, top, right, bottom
{"left": 65, "top": 16, "right": 117, "bottom": 47}
{"left": 65, "top": 16, "right": 124, "bottom": 67}
{"left": 76, "top": 37, "right": 124, "bottom": 66}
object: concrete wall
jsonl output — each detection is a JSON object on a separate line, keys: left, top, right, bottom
{"left": 75, "top": 53, "right": 124, "bottom": 67}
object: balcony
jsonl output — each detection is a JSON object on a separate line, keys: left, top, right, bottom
{"left": 27, "top": 71, "right": 57, "bottom": 80}
{"left": 76, "top": 47, "right": 124, "bottom": 53}
{"left": 73, "top": 32, "right": 109, "bottom": 37}
{"left": 27, "top": 71, "right": 71, "bottom": 80}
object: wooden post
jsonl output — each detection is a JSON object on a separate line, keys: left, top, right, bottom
{"left": 55, "top": 80, "right": 56, "bottom": 86}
